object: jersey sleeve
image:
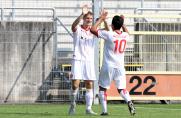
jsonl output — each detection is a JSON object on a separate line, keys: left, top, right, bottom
{"left": 72, "top": 25, "right": 80, "bottom": 34}
{"left": 97, "top": 30, "right": 109, "bottom": 41}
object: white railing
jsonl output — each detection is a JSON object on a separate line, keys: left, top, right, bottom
{"left": 0, "top": 7, "right": 56, "bottom": 21}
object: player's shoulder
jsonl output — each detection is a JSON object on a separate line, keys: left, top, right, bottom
{"left": 76, "top": 25, "right": 81, "bottom": 30}
{"left": 72, "top": 25, "right": 81, "bottom": 33}
{"left": 121, "top": 32, "right": 129, "bottom": 37}
{"left": 122, "top": 31, "right": 129, "bottom": 35}
{"left": 98, "top": 29, "right": 110, "bottom": 35}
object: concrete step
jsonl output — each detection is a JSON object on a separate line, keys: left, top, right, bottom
{"left": 47, "top": 89, "right": 70, "bottom": 96}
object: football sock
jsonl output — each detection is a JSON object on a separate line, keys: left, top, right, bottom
{"left": 120, "top": 89, "right": 131, "bottom": 103}
{"left": 70, "top": 88, "right": 78, "bottom": 104}
{"left": 99, "top": 91, "right": 107, "bottom": 113}
{"left": 85, "top": 89, "right": 93, "bottom": 110}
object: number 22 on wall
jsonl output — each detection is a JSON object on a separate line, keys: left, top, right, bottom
{"left": 114, "top": 39, "right": 126, "bottom": 53}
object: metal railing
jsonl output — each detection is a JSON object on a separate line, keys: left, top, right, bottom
{"left": 135, "top": 8, "right": 181, "bottom": 13}
{"left": 0, "top": 7, "right": 56, "bottom": 21}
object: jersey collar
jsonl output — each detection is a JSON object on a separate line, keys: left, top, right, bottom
{"left": 81, "top": 25, "right": 91, "bottom": 31}
{"left": 115, "top": 30, "right": 122, "bottom": 34}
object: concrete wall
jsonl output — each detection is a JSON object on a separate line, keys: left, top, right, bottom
{"left": 0, "top": 21, "right": 53, "bottom": 103}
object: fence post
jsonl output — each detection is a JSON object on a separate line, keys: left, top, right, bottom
{"left": 92, "top": 0, "right": 102, "bottom": 105}
{"left": 1, "top": 8, "right": 4, "bottom": 21}
{"left": 53, "top": 10, "right": 58, "bottom": 69}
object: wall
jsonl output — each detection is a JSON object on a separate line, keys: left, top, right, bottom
{"left": 0, "top": 21, "right": 53, "bottom": 103}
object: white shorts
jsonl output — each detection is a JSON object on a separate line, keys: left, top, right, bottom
{"left": 71, "top": 60, "right": 96, "bottom": 80}
{"left": 99, "top": 66, "right": 126, "bottom": 89}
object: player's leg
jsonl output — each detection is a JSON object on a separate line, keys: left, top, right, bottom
{"left": 99, "top": 86, "right": 109, "bottom": 116}
{"left": 68, "top": 79, "right": 80, "bottom": 115}
{"left": 118, "top": 89, "right": 131, "bottom": 103}
{"left": 127, "top": 100, "right": 136, "bottom": 116}
{"left": 98, "top": 66, "right": 113, "bottom": 115}
{"left": 84, "top": 80, "right": 97, "bottom": 115}
{"left": 114, "top": 69, "right": 136, "bottom": 116}
{"left": 70, "top": 80, "right": 80, "bottom": 105}
{"left": 117, "top": 89, "right": 136, "bottom": 115}
{"left": 68, "top": 60, "right": 82, "bottom": 115}
{"left": 84, "top": 61, "right": 97, "bottom": 115}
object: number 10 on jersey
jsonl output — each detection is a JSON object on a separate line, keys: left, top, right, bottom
{"left": 114, "top": 39, "right": 126, "bottom": 53}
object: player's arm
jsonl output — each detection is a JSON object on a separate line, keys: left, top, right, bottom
{"left": 122, "top": 25, "right": 129, "bottom": 34}
{"left": 95, "top": 18, "right": 109, "bottom": 31}
{"left": 71, "top": 14, "right": 83, "bottom": 32}
{"left": 120, "top": 15, "right": 129, "bottom": 34}
{"left": 91, "top": 10, "right": 108, "bottom": 37}
{"left": 103, "top": 20, "right": 110, "bottom": 31}
{"left": 71, "top": 5, "right": 88, "bottom": 32}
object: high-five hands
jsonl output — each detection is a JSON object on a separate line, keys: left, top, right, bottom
{"left": 100, "top": 9, "right": 108, "bottom": 21}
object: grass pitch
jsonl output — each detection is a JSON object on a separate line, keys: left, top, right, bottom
{"left": 0, "top": 103, "right": 181, "bottom": 118}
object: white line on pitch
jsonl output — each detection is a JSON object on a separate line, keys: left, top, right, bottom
{"left": 112, "top": 105, "right": 181, "bottom": 111}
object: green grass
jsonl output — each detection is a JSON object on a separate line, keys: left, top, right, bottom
{"left": 0, "top": 103, "right": 181, "bottom": 118}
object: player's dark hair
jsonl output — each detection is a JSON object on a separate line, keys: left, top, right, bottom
{"left": 112, "top": 15, "right": 124, "bottom": 30}
{"left": 83, "top": 11, "right": 93, "bottom": 19}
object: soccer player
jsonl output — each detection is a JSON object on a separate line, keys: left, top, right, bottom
{"left": 68, "top": 5, "right": 97, "bottom": 115}
{"left": 90, "top": 11, "right": 136, "bottom": 116}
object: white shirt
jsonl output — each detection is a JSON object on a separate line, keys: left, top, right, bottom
{"left": 72, "top": 25, "right": 95, "bottom": 61}
{"left": 98, "top": 30, "right": 129, "bottom": 68}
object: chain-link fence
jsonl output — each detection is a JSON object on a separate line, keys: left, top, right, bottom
{"left": 0, "top": 21, "right": 54, "bottom": 103}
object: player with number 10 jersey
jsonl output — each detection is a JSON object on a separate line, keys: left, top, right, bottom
{"left": 99, "top": 30, "right": 128, "bottom": 68}
{"left": 91, "top": 11, "right": 136, "bottom": 116}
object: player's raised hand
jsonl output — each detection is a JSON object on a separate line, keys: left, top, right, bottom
{"left": 120, "top": 15, "right": 125, "bottom": 19}
{"left": 82, "top": 4, "right": 89, "bottom": 15}
{"left": 100, "top": 9, "right": 108, "bottom": 20}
